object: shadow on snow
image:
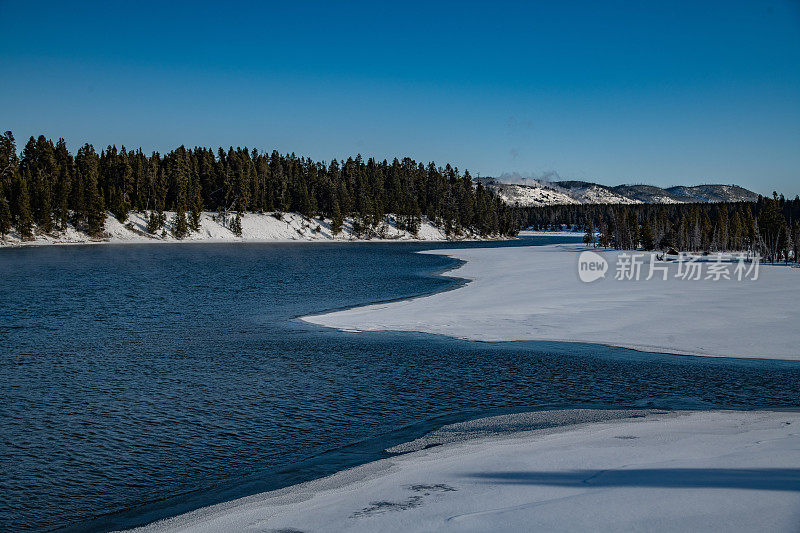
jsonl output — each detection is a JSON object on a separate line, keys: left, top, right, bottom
{"left": 466, "top": 468, "right": 800, "bottom": 491}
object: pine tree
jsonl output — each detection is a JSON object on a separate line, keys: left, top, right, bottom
{"left": 783, "top": 222, "right": 793, "bottom": 263}
{"left": 189, "top": 185, "right": 203, "bottom": 232}
{"left": 13, "top": 173, "right": 34, "bottom": 239}
{"left": 629, "top": 211, "right": 640, "bottom": 249}
{"left": 730, "top": 211, "right": 743, "bottom": 250}
{"left": 76, "top": 144, "right": 106, "bottom": 235}
{"left": 54, "top": 139, "right": 72, "bottom": 230}
{"left": 330, "top": 199, "right": 343, "bottom": 235}
{"left": 170, "top": 149, "right": 191, "bottom": 239}
{"left": 743, "top": 208, "right": 756, "bottom": 253}
{"left": 146, "top": 210, "right": 164, "bottom": 234}
{"left": 110, "top": 186, "right": 129, "bottom": 223}
{"left": 597, "top": 218, "right": 611, "bottom": 248}
{"left": 793, "top": 221, "right": 800, "bottom": 263}
{"left": 758, "top": 196, "right": 784, "bottom": 262}
{"left": 37, "top": 180, "right": 53, "bottom": 234}
{"left": 0, "top": 131, "right": 18, "bottom": 188}
{"left": 583, "top": 220, "right": 595, "bottom": 246}
{"left": 231, "top": 212, "right": 243, "bottom": 236}
{"left": 297, "top": 179, "right": 312, "bottom": 217}
{"left": 640, "top": 220, "right": 655, "bottom": 250}
{"left": 0, "top": 196, "right": 11, "bottom": 238}
{"left": 24, "top": 135, "right": 57, "bottom": 234}
{"left": 86, "top": 181, "right": 106, "bottom": 236}
{"left": 714, "top": 206, "right": 729, "bottom": 250}
{"left": 172, "top": 208, "right": 188, "bottom": 239}
{"left": 0, "top": 133, "right": 18, "bottom": 239}
{"left": 700, "top": 210, "right": 713, "bottom": 250}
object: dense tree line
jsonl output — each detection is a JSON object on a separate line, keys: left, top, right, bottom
{"left": 0, "top": 131, "right": 517, "bottom": 241}
{"left": 517, "top": 195, "right": 800, "bottom": 263}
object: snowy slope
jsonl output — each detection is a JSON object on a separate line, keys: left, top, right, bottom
{"left": 490, "top": 181, "right": 579, "bottom": 207}
{"left": 484, "top": 178, "right": 759, "bottom": 206}
{"left": 609, "top": 184, "right": 685, "bottom": 204}
{"left": 554, "top": 181, "right": 642, "bottom": 204}
{"left": 0, "top": 211, "right": 485, "bottom": 247}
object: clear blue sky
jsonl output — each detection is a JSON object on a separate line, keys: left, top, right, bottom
{"left": 1, "top": 1, "right": 798, "bottom": 195}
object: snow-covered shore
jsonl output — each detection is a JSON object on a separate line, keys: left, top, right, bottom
{"left": 304, "top": 242, "right": 800, "bottom": 360}
{"left": 134, "top": 409, "right": 800, "bottom": 532}
{"left": 0, "top": 211, "right": 479, "bottom": 247}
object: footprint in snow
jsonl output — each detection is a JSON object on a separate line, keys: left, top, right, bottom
{"left": 350, "top": 484, "right": 457, "bottom": 518}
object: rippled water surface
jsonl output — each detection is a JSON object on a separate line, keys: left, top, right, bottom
{"left": 2, "top": 236, "right": 799, "bottom": 532}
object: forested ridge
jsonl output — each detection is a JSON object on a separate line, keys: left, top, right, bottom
{"left": 0, "top": 131, "right": 517, "bottom": 241}
{"left": 517, "top": 195, "right": 800, "bottom": 263}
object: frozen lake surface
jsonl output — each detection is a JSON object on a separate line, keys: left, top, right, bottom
{"left": 306, "top": 240, "right": 800, "bottom": 359}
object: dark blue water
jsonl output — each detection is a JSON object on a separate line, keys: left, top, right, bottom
{"left": 2, "top": 236, "right": 799, "bottom": 532}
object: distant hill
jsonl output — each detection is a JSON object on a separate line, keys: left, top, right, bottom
{"left": 478, "top": 177, "right": 760, "bottom": 207}
{"left": 665, "top": 184, "right": 759, "bottom": 203}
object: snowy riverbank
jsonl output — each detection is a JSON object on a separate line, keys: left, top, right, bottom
{"left": 134, "top": 409, "right": 800, "bottom": 532}
{"left": 304, "top": 242, "right": 800, "bottom": 360}
{"left": 0, "top": 211, "right": 488, "bottom": 246}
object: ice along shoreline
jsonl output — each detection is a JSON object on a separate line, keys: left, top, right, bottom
{"left": 131, "top": 408, "right": 800, "bottom": 533}
{"left": 302, "top": 242, "right": 800, "bottom": 360}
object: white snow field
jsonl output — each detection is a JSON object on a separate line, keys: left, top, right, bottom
{"left": 304, "top": 241, "right": 800, "bottom": 360}
{"left": 135, "top": 410, "right": 800, "bottom": 533}
{"left": 0, "top": 211, "right": 470, "bottom": 246}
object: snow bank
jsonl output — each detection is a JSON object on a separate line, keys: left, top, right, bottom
{"left": 0, "top": 212, "right": 472, "bottom": 246}
{"left": 304, "top": 242, "right": 800, "bottom": 360}
{"left": 133, "top": 409, "right": 800, "bottom": 532}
